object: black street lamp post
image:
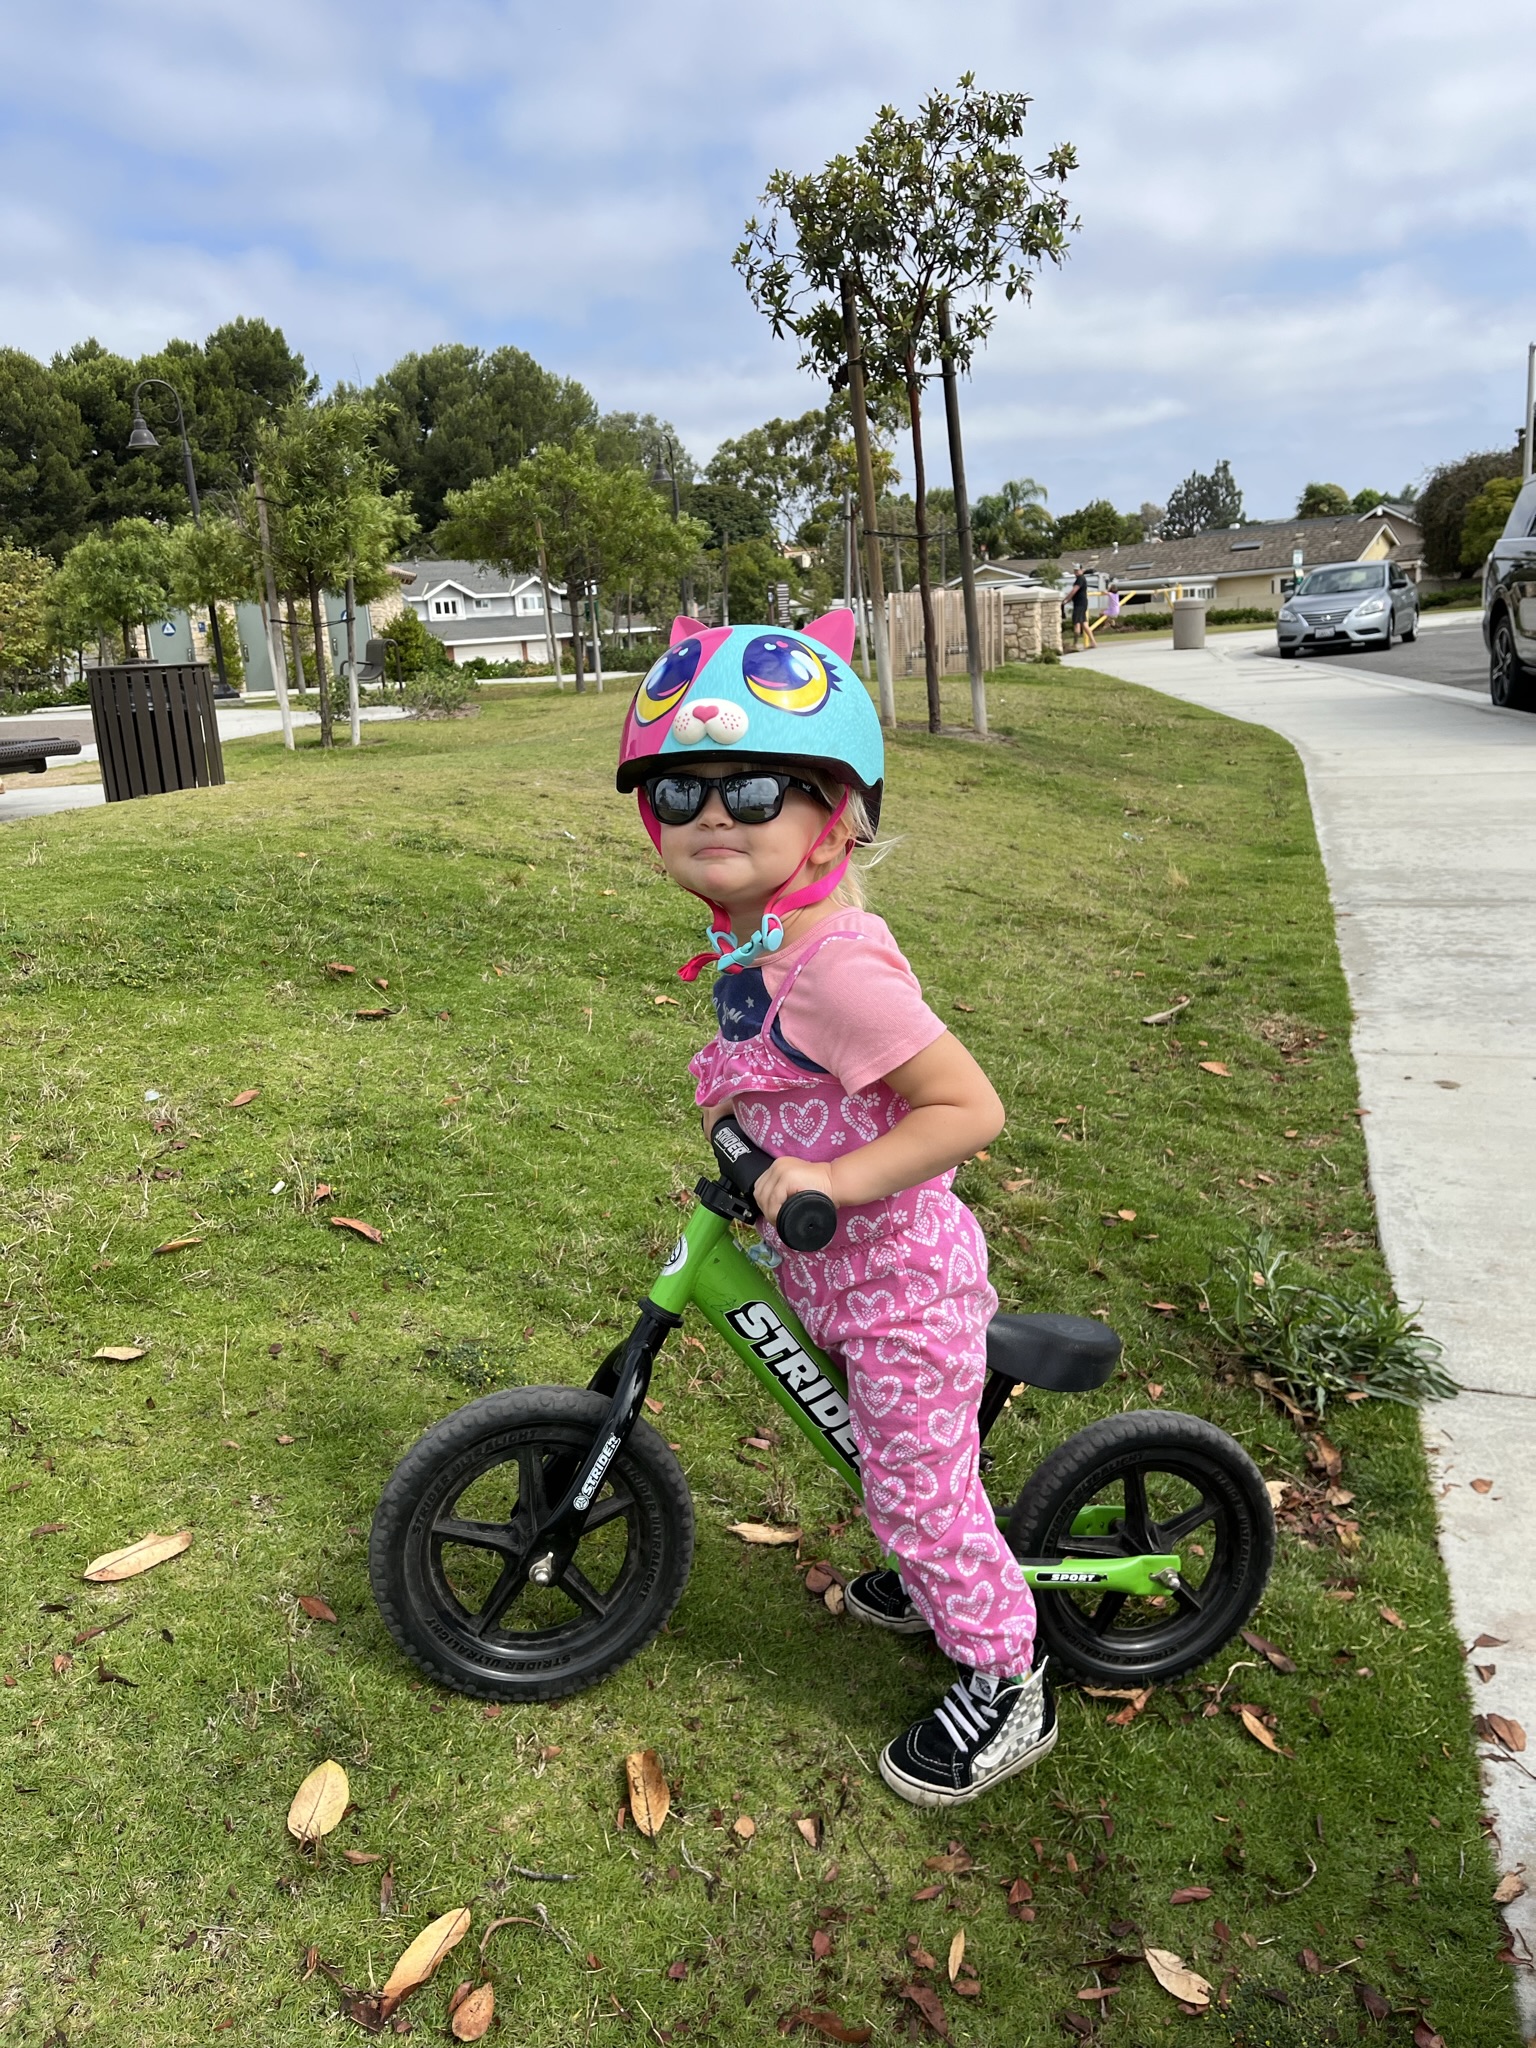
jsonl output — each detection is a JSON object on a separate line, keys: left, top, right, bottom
{"left": 127, "top": 378, "right": 229, "bottom": 688}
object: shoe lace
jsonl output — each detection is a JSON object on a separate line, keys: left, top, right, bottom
{"left": 934, "top": 1675, "right": 1003, "bottom": 1752}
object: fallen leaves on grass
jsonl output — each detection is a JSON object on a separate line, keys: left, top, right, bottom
{"left": 326, "top": 962, "right": 357, "bottom": 976}
{"left": 898, "top": 1981, "right": 950, "bottom": 2037}
{"left": 923, "top": 1845, "right": 974, "bottom": 1875}
{"left": 93, "top": 1344, "right": 146, "bottom": 1362}
{"left": 342, "top": 1850, "right": 383, "bottom": 1866}
{"left": 1141, "top": 997, "right": 1191, "bottom": 1026}
{"left": 330, "top": 1217, "right": 383, "bottom": 1244}
{"left": 777, "top": 2008, "right": 871, "bottom": 2043}
{"left": 1476, "top": 1714, "right": 1526, "bottom": 1753}
{"left": 450, "top": 1983, "right": 495, "bottom": 2040}
{"left": 287, "top": 1760, "right": 350, "bottom": 1845}
{"left": 1238, "top": 1706, "right": 1284, "bottom": 1755}
{"left": 1379, "top": 1605, "right": 1404, "bottom": 1629}
{"left": 946, "top": 1930, "right": 965, "bottom": 1983}
{"left": 795, "top": 1815, "right": 823, "bottom": 1850}
{"left": 380, "top": 1907, "right": 472, "bottom": 2007}
{"left": 728, "top": 1521, "right": 801, "bottom": 1546}
{"left": 229, "top": 1088, "right": 260, "bottom": 1107}
{"left": 297, "top": 1595, "right": 338, "bottom": 1623}
{"left": 353, "top": 1007, "right": 394, "bottom": 1021}
{"left": 1198, "top": 1061, "right": 1231, "bottom": 1077}
{"left": 31, "top": 1521, "right": 66, "bottom": 1537}
{"left": 84, "top": 1528, "right": 192, "bottom": 1582}
{"left": 1493, "top": 1871, "right": 1526, "bottom": 1905}
{"left": 152, "top": 1236, "right": 204, "bottom": 1255}
{"left": 1144, "top": 1948, "right": 1211, "bottom": 2009}
{"left": 625, "top": 1749, "right": 670, "bottom": 1837}
{"left": 1241, "top": 1629, "right": 1298, "bottom": 1675}
{"left": 1170, "top": 1886, "right": 1213, "bottom": 1905}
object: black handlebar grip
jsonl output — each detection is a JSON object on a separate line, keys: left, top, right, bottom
{"left": 710, "top": 1117, "right": 838, "bottom": 1253}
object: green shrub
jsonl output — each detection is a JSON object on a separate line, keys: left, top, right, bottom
{"left": 1206, "top": 1233, "right": 1457, "bottom": 1416}
{"left": 1420, "top": 582, "right": 1482, "bottom": 610}
{"left": 402, "top": 671, "right": 480, "bottom": 719}
{"left": 1208, "top": 606, "right": 1277, "bottom": 625}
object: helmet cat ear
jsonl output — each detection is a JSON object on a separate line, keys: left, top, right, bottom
{"left": 669, "top": 615, "right": 709, "bottom": 646}
{"left": 802, "top": 609, "right": 857, "bottom": 662}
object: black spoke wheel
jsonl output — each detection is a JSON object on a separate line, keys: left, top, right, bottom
{"left": 370, "top": 1387, "right": 694, "bottom": 1703}
{"left": 1491, "top": 615, "right": 1536, "bottom": 711}
{"left": 1006, "top": 1411, "right": 1274, "bottom": 1686}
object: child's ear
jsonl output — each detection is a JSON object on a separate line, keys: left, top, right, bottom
{"left": 669, "top": 615, "right": 709, "bottom": 647}
{"left": 802, "top": 609, "right": 857, "bottom": 663}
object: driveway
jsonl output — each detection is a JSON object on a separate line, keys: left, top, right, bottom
{"left": 1065, "top": 625, "right": 1536, "bottom": 2010}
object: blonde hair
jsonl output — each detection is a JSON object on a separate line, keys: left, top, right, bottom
{"left": 803, "top": 774, "right": 890, "bottom": 911}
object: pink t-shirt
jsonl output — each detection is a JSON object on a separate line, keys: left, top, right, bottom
{"left": 760, "top": 911, "right": 947, "bottom": 1093}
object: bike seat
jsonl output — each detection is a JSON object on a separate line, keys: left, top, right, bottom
{"left": 984, "top": 1313, "right": 1122, "bottom": 1393}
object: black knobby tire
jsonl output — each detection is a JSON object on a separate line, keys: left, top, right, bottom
{"left": 370, "top": 1387, "right": 695, "bottom": 1703}
{"left": 1490, "top": 613, "right": 1536, "bottom": 710}
{"left": 1007, "top": 1410, "right": 1274, "bottom": 1686}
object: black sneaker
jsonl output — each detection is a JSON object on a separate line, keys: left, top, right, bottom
{"left": 844, "top": 1569, "right": 931, "bottom": 1635}
{"left": 879, "top": 1662, "right": 1057, "bottom": 1808}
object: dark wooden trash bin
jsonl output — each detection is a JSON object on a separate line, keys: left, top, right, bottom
{"left": 89, "top": 664, "right": 226, "bottom": 804}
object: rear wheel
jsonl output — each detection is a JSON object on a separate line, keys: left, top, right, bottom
{"left": 1491, "top": 614, "right": 1536, "bottom": 710}
{"left": 1007, "top": 1410, "right": 1274, "bottom": 1686}
{"left": 370, "top": 1387, "right": 695, "bottom": 1703}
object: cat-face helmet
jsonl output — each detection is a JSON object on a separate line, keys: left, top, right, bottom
{"left": 615, "top": 610, "right": 884, "bottom": 848}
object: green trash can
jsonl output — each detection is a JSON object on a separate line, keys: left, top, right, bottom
{"left": 88, "top": 663, "right": 226, "bottom": 804}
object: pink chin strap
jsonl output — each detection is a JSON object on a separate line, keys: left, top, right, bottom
{"left": 675, "top": 793, "right": 851, "bottom": 982}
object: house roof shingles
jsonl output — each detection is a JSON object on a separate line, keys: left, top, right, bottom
{"left": 997, "top": 511, "right": 1423, "bottom": 585}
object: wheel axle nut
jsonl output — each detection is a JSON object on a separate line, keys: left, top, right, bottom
{"left": 529, "top": 1552, "right": 556, "bottom": 1586}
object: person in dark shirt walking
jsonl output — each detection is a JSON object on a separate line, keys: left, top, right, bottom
{"left": 1069, "top": 568, "right": 1095, "bottom": 649}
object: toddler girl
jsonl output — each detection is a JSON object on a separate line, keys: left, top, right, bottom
{"left": 616, "top": 612, "right": 1055, "bottom": 1807}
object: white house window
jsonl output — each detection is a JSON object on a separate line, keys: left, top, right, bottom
{"left": 475, "top": 598, "right": 491, "bottom": 610}
{"left": 517, "top": 592, "right": 544, "bottom": 614}
{"left": 432, "top": 598, "right": 461, "bottom": 617}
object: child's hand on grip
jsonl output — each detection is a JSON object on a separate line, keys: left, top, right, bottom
{"left": 753, "top": 1154, "right": 834, "bottom": 1227}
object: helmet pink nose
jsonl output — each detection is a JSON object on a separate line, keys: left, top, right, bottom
{"left": 690, "top": 701, "right": 719, "bottom": 720}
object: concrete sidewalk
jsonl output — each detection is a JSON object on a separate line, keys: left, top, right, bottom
{"left": 1066, "top": 630, "right": 1536, "bottom": 2007}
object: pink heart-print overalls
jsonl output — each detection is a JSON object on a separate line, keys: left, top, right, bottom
{"left": 690, "top": 937, "right": 1037, "bottom": 1677}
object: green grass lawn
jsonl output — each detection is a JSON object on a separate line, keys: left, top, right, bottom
{"left": 0, "top": 669, "right": 1515, "bottom": 2046}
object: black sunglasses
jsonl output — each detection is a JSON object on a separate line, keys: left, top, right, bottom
{"left": 644, "top": 770, "right": 829, "bottom": 827}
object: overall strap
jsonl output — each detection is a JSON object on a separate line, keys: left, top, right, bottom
{"left": 760, "top": 926, "right": 864, "bottom": 1036}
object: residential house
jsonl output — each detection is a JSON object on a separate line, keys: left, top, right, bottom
{"left": 394, "top": 558, "right": 574, "bottom": 666}
{"left": 972, "top": 508, "right": 1425, "bottom": 614}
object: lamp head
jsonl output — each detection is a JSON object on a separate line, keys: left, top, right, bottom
{"left": 127, "top": 409, "right": 158, "bottom": 452}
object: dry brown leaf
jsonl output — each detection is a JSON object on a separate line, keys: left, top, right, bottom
{"left": 31, "top": 1521, "right": 67, "bottom": 1537}
{"left": 1378, "top": 1605, "right": 1404, "bottom": 1630}
{"left": 83, "top": 1528, "right": 192, "bottom": 1582}
{"left": 326, "top": 962, "right": 357, "bottom": 976}
{"left": 823, "top": 1582, "right": 846, "bottom": 1616}
{"left": 1471, "top": 1477, "right": 1494, "bottom": 1494}
{"left": 286, "top": 1759, "right": 350, "bottom": 1844}
{"left": 795, "top": 1815, "right": 823, "bottom": 1850}
{"left": 451, "top": 1983, "right": 495, "bottom": 2041}
{"left": 93, "top": 1345, "right": 146, "bottom": 1362}
{"left": 1144, "top": 1947, "right": 1212, "bottom": 2008}
{"left": 343, "top": 1849, "right": 383, "bottom": 1865}
{"left": 1264, "top": 1479, "right": 1287, "bottom": 1509}
{"left": 946, "top": 1930, "right": 965, "bottom": 1983}
{"left": 625, "top": 1749, "right": 670, "bottom": 1837}
{"left": 1238, "top": 1707, "right": 1282, "bottom": 1754}
{"left": 228, "top": 1088, "right": 260, "bottom": 1107}
{"left": 1494, "top": 1871, "right": 1526, "bottom": 1906}
{"left": 1170, "top": 1885, "right": 1213, "bottom": 1905}
{"left": 1479, "top": 1713, "right": 1527, "bottom": 1753}
{"left": 330, "top": 1216, "right": 383, "bottom": 1244}
{"left": 1198, "top": 1061, "right": 1231, "bottom": 1077}
{"left": 923, "top": 1846, "right": 973, "bottom": 1875}
{"left": 380, "top": 1907, "right": 472, "bottom": 2005}
{"left": 727, "top": 1521, "right": 801, "bottom": 1546}
{"left": 779, "top": 2008, "right": 872, "bottom": 2044}
{"left": 1471, "top": 1631, "right": 1508, "bottom": 1649}
{"left": 732, "top": 1815, "right": 757, "bottom": 1840}
{"left": 1241, "top": 1628, "right": 1298, "bottom": 1675}
{"left": 152, "top": 1236, "right": 204, "bottom": 1255}
{"left": 1141, "top": 997, "right": 1192, "bottom": 1026}
{"left": 297, "top": 1594, "right": 338, "bottom": 1622}
{"left": 653, "top": 994, "right": 680, "bottom": 1006}
{"left": 52, "top": 1652, "right": 72, "bottom": 1674}
{"left": 898, "top": 1981, "right": 950, "bottom": 2037}
{"left": 353, "top": 1007, "right": 394, "bottom": 1021}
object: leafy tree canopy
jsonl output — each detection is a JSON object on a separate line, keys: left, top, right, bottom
{"left": 49, "top": 518, "right": 175, "bottom": 648}
{"left": 972, "top": 477, "right": 1052, "bottom": 559}
{"left": 1459, "top": 476, "right": 1523, "bottom": 572}
{"left": 1417, "top": 447, "right": 1521, "bottom": 577}
{"left": 1162, "top": 458, "right": 1244, "bottom": 539}
{"left": 681, "top": 481, "right": 774, "bottom": 549}
{"left": 1296, "top": 481, "right": 1352, "bottom": 519}
{"left": 0, "top": 544, "right": 55, "bottom": 678}
{"left": 706, "top": 399, "right": 899, "bottom": 540}
{"left": 1055, "top": 498, "right": 1142, "bottom": 551}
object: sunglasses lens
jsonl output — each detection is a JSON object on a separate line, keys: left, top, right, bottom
{"left": 723, "top": 775, "right": 787, "bottom": 823}
{"left": 648, "top": 775, "right": 701, "bottom": 824}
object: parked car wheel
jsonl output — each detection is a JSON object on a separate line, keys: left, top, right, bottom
{"left": 1401, "top": 621, "right": 1417, "bottom": 643}
{"left": 1490, "top": 614, "right": 1536, "bottom": 711}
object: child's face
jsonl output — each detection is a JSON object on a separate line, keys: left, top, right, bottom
{"left": 655, "top": 766, "right": 843, "bottom": 920}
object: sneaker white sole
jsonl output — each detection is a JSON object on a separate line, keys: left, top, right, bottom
{"left": 877, "top": 1718, "right": 1059, "bottom": 1808}
{"left": 842, "top": 1588, "right": 932, "bottom": 1635}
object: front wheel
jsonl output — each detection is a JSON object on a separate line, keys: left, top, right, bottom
{"left": 1490, "top": 614, "right": 1536, "bottom": 710}
{"left": 1007, "top": 1410, "right": 1274, "bottom": 1686}
{"left": 370, "top": 1387, "right": 695, "bottom": 1703}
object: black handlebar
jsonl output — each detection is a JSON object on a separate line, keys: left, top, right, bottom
{"left": 710, "top": 1117, "right": 838, "bottom": 1253}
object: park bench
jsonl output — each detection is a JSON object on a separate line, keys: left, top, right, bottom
{"left": 0, "top": 735, "right": 83, "bottom": 779}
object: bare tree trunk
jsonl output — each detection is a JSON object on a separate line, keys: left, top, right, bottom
{"left": 286, "top": 596, "right": 308, "bottom": 697}
{"left": 308, "top": 581, "right": 334, "bottom": 747}
{"left": 938, "top": 292, "right": 987, "bottom": 737}
{"left": 905, "top": 361, "right": 941, "bottom": 734}
{"left": 568, "top": 573, "right": 587, "bottom": 693}
{"left": 840, "top": 271, "right": 894, "bottom": 727}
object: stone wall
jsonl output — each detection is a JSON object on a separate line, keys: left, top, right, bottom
{"left": 1001, "top": 590, "right": 1063, "bottom": 661}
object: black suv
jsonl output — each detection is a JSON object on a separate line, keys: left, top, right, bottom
{"left": 1484, "top": 476, "right": 1536, "bottom": 708}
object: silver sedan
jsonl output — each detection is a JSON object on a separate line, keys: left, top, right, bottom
{"left": 1277, "top": 562, "right": 1419, "bottom": 657}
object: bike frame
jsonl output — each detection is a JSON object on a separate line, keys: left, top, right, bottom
{"left": 517, "top": 1179, "right": 1179, "bottom": 1606}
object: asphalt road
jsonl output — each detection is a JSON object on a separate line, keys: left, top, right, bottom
{"left": 1248, "top": 612, "right": 1489, "bottom": 693}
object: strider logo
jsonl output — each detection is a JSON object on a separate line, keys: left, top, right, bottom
{"left": 726, "top": 1300, "right": 860, "bottom": 1471}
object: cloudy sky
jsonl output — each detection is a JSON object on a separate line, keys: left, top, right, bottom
{"left": 2, "top": 0, "right": 1530, "bottom": 519}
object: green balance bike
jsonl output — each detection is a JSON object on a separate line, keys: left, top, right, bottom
{"left": 370, "top": 1120, "right": 1275, "bottom": 1702}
